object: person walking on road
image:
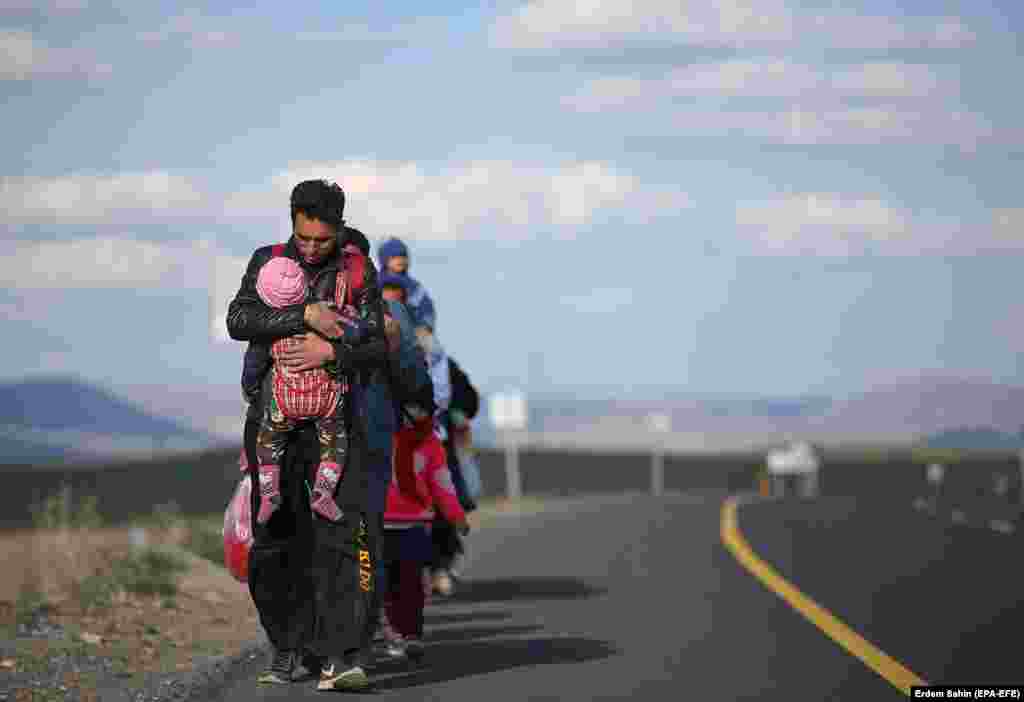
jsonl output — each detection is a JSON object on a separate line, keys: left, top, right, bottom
{"left": 381, "top": 406, "right": 469, "bottom": 661}
{"left": 228, "top": 179, "right": 388, "bottom": 691}
{"left": 378, "top": 271, "right": 463, "bottom": 595}
{"left": 377, "top": 237, "right": 437, "bottom": 333}
{"left": 431, "top": 356, "right": 482, "bottom": 596}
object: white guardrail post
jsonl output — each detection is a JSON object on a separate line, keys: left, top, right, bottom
{"left": 1019, "top": 450, "right": 1024, "bottom": 507}
{"left": 505, "top": 434, "right": 522, "bottom": 500}
{"left": 490, "top": 390, "right": 528, "bottom": 501}
{"left": 650, "top": 448, "right": 665, "bottom": 498}
{"left": 646, "top": 413, "right": 671, "bottom": 497}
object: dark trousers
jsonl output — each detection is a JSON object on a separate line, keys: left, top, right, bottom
{"left": 382, "top": 527, "right": 433, "bottom": 639}
{"left": 364, "top": 450, "right": 394, "bottom": 640}
{"left": 245, "top": 417, "right": 315, "bottom": 652}
{"left": 245, "top": 418, "right": 381, "bottom": 660}
{"left": 308, "top": 510, "right": 382, "bottom": 659}
{"left": 385, "top": 559, "right": 426, "bottom": 639}
{"left": 430, "top": 516, "right": 464, "bottom": 572}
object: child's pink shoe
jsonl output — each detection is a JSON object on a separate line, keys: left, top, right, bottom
{"left": 256, "top": 465, "right": 282, "bottom": 524}
{"left": 310, "top": 462, "right": 343, "bottom": 522}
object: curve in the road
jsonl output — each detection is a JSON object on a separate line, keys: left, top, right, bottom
{"left": 720, "top": 495, "right": 927, "bottom": 696}
{"left": 218, "top": 492, "right": 911, "bottom": 700}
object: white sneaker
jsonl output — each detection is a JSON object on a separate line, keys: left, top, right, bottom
{"left": 383, "top": 638, "right": 407, "bottom": 660}
{"left": 382, "top": 627, "right": 407, "bottom": 660}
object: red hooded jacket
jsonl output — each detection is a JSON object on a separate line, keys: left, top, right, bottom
{"left": 384, "top": 417, "right": 466, "bottom": 526}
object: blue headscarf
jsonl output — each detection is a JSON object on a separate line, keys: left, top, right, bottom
{"left": 377, "top": 238, "right": 410, "bottom": 274}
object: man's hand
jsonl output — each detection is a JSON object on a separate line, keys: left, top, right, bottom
{"left": 278, "top": 333, "right": 336, "bottom": 372}
{"left": 414, "top": 325, "right": 438, "bottom": 356}
{"left": 304, "top": 301, "right": 346, "bottom": 339}
{"left": 455, "top": 520, "right": 471, "bottom": 537}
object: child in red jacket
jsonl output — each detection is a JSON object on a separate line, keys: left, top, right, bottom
{"left": 381, "top": 411, "right": 468, "bottom": 661}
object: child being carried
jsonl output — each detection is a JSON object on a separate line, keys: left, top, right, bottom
{"left": 252, "top": 255, "right": 350, "bottom": 524}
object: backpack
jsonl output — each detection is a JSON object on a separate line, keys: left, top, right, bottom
{"left": 448, "top": 357, "right": 479, "bottom": 420}
{"left": 442, "top": 357, "right": 479, "bottom": 511}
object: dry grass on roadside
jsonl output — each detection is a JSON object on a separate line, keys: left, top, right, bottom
{"left": 0, "top": 488, "right": 549, "bottom": 699}
{"left": 0, "top": 492, "right": 259, "bottom": 700}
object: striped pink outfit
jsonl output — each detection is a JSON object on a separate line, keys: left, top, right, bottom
{"left": 253, "top": 256, "right": 350, "bottom": 524}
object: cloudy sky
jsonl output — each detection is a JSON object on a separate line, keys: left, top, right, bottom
{"left": 2, "top": 0, "right": 1022, "bottom": 427}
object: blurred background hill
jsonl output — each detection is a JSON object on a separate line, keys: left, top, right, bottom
{"left": 0, "top": 377, "right": 219, "bottom": 465}
{"left": 5, "top": 373, "right": 1022, "bottom": 465}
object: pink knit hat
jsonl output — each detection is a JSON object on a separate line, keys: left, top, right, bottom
{"left": 256, "top": 257, "right": 307, "bottom": 308}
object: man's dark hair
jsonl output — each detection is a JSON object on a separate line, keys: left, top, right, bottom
{"left": 290, "top": 179, "right": 346, "bottom": 232}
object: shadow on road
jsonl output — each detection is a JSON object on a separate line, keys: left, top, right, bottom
{"left": 370, "top": 637, "right": 619, "bottom": 691}
{"left": 423, "top": 610, "right": 512, "bottom": 626}
{"left": 425, "top": 624, "right": 543, "bottom": 643}
{"left": 432, "top": 577, "right": 607, "bottom": 605}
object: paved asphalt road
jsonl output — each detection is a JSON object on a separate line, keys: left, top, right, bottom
{"left": 217, "top": 491, "right": 1022, "bottom": 701}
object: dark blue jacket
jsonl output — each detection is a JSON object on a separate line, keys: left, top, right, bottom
{"left": 364, "top": 299, "right": 433, "bottom": 512}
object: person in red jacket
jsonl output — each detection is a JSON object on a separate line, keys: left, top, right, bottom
{"left": 380, "top": 410, "right": 468, "bottom": 661}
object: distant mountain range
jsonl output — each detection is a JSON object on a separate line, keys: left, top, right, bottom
{"left": 0, "top": 377, "right": 218, "bottom": 465}
{"left": 923, "top": 427, "right": 1024, "bottom": 451}
{"left": 475, "top": 376, "right": 1024, "bottom": 452}
{"left": 2, "top": 374, "right": 1022, "bottom": 465}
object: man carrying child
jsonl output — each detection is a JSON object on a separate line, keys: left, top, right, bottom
{"left": 227, "top": 179, "right": 387, "bottom": 691}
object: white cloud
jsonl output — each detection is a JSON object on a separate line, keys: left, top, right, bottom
{"left": 1, "top": 160, "right": 689, "bottom": 239}
{"left": 737, "top": 194, "right": 912, "bottom": 256}
{"left": 831, "top": 63, "right": 945, "bottom": 99}
{"left": 295, "top": 28, "right": 388, "bottom": 42}
{"left": 492, "top": 0, "right": 793, "bottom": 48}
{"left": 565, "top": 60, "right": 949, "bottom": 110}
{"left": 137, "top": 9, "right": 237, "bottom": 48}
{"left": 207, "top": 247, "right": 250, "bottom": 344}
{"left": 0, "top": 233, "right": 248, "bottom": 343}
{"left": 561, "top": 59, "right": 985, "bottom": 146}
{"left": 735, "top": 194, "right": 1022, "bottom": 257}
{"left": 993, "top": 208, "right": 1024, "bottom": 244}
{"left": 0, "top": 299, "right": 41, "bottom": 323}
{"left": 0, "top": 0, "right": 87, "bottom": 13}
{"left": 0, "top": 29, "right": 111, "bottom": 80}
{"left": 293, "top": 17, "right": 446, "bottom": 43}
{"left": 666, "top": 105, "right": 991, "bottom": 147}
{"left": 0, "top": 171, "right": 207, "bottom": 225}
{"left": 0, "top": 236, "right": 185, "bottom": 289}
{"left": 224, "top": 159, "right": 690, "bottom": 241}
{"left": 559, "top": 287, "right": 635, "bottom": 314}
{"left": 0, "top": 235, "right": 249, "bottom": 293}
{"left": 993, "top": 301, "right": 1024, "bottom": 352}
{"left": 492, "top": 0, "right": 975, "bottom": 50}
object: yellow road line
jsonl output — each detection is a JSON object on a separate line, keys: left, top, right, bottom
{"left": 720, "top": 497, "right": 927, "bottom": 696}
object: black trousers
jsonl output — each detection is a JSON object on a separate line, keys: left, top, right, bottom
{"left": 308, "top": 509, "right": 382, "bottom": 659}
{"left": 244, "top": 418, "right": 381, "bottom": 659}
{"left": 430, "top": 516, "right": 464, "bottom": 572}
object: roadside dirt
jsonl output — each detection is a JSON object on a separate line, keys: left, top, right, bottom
{"left": 0, "top": 525, "right": 259, "bottom": 701}
{"left": 0, "top": 497, "right": 548, "bottom": 700}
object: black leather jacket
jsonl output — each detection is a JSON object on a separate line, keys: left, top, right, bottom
{"left": 227, "top": 228, "right": 387, "bottom": 509}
